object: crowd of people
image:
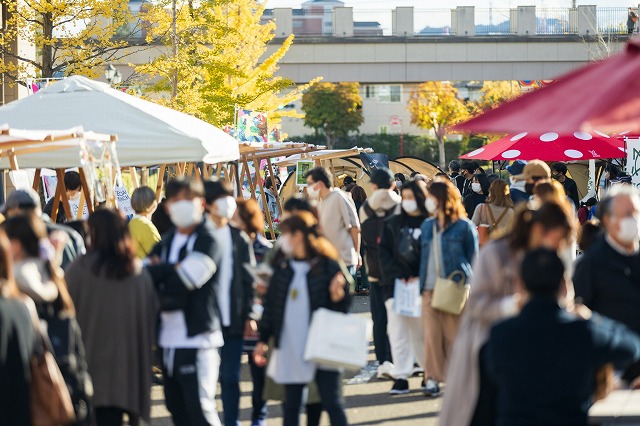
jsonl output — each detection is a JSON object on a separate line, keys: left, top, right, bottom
{"left": 1, "top": 158, "right": 640, "bottom": 426}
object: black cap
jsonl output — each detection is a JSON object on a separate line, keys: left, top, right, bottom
{"left": 369, "top": 168, "right": 394, "bottom": 189}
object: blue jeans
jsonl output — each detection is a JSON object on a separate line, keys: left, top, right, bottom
{"left": 220, "top": 329, "right": 243, "bottom": 426}
{"left": 283, "top": 370, "right": 347, "bottom": 426}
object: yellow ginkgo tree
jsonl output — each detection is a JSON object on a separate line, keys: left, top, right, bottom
{"left": 136, "top": 0, "right": 320, "bottom": 128}
{"left": 407, "top": 81, "right": 469, "bottom": 168}
{"left": 0, "top": 0, "right": 134, "bottom": 82}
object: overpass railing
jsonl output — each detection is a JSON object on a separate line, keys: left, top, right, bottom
{"left": 263, "top": 5, "right": 633, "bottom": 38}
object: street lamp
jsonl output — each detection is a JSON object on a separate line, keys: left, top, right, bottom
{"left": 104, "top": 64, "right": 122, "bottom": 85}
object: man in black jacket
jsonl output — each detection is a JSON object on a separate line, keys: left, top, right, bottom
{"left": 485, "top": 248, "right": 640, "bottom": 426}
{"left": 551, "top": 162, "right": 580, "bottom": 209}
{"left": 147, "top": 178, "right": 223, "bottom": 426}
{"left": 204, "top": 179, "right": 255, "bottom": 426}
{"left": 574, "top": 185, "right": 640, "bottom": 384}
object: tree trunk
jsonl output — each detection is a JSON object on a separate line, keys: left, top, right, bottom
{"left": 437, "top": 136, "right": 446, "bottom": 169}
{"left": 42, "top": 13, "right": 54, "bottom": 78}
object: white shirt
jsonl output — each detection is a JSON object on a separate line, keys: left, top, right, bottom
{"left": 159, "top": 231, "right": 224, "bottom": 349}
{"left": 268, "top": 260, "right": 316, "bottom": 384}
{"left": 213, "top": 225, "right": 234, "bottom": 327}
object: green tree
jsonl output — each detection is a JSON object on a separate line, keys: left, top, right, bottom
{"left": 302, "top": 82, "right": 364, "bottom": 148}
{"left": 407, "top": 81, "right": 469, "bottom": 168}
{"left": 135, "top": 0, "right": 318, "bottom": 127}
{"left": 474, "top": 80, "right": 521, "bottom": 113}
{"left": 0, "top": 0, "right": 134, "bottom": 82}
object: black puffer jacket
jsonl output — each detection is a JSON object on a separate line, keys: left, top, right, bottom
{"left": 260, "top": 256, "right": 351, "bottom": 348}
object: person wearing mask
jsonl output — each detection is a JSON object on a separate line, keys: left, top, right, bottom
{"left": 129, "top": 186, "right": 161, "bottom": 259}
{"left": 379, "top": 179, "right": 429, "bottom": 394}
{"left": 349, "top": 185, "right": 369, "bottom": 295}
{"left": 394, "top": 173, "right": 406, "bottom": 191}
{"left": 341, "top": 176, "right": 356, "bottom": 192}
{"left": 43, "top": 170, "right": 87, "bottom": 223}
{"left": 515, "top": 160, "right": 552, "bottom": 197}
{"left": 551, "top": 162, "right": 580, "bottom": 209}
{"left": 204, "top": 179, "right": 255, "bottom": 426}
{"left": 471, "top": 180, "right": 515, "bottom": 244}
{"left": 463, "top": 173, "right": 491, "bottom": 218}
{"left": 448, "top": 160, "right": 465, "bottom": 194}
{"left": 459, "top": 161, "right": 477, "bottom": 198}
{"left": 234, "top": 198, "right": 272, "bottom": 426}
{"left": 146, "top": 178, "right": 223, "bottom": 426}
{"left": 67, "top": 209, "right": 158, "bottom": 426}
{"left": 359, "top": 168, "right": 401, "bottom": 379}
{"left": 578, "top": 197, "right": 598, "bottom": 225}
{"left": 259, "top": 176, "right": 281, "bottom": 223}
{"left": 506, "top": 161, "right": 529, "bottom": 204}
{"left": 3, "top": 214, "right": 92, "bottom": 425}
{"left": 573, "top": 185, "right": 640, "bottom": 387}
{"left": 440, "top": 201, "right": 574, "bottom": 426}
{"left": 253, "top": 212, "right": 351, "bottom": 426}
{"left": 420, "top": 179, "right": 478, "bottom": 397}
{"left": 305, "top": 167, "right": 361, "bottom": 280}
{"left": 4, "top": 188, "right": 85, "bottom": 269}
{"left": 484, "top": 248, "right": 640, "bottom": 426}
{"left": 0, "top": 230, "right": 36, "bottom": 424}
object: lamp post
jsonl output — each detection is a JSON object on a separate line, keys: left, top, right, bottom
{"left": 104, "top": 64, "right": 122, "bottom": 85}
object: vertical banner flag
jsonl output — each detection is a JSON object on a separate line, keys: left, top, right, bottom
{"left": 237, "top": 109, "right": 268, "bottom": 142}
{"left": 359, "top": 152, "right": 389, "bottom": 175}
{"left": 626, "top": 137, "right": 640, "bottom": 188}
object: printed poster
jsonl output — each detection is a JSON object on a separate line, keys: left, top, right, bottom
{"left": 296, "top": 160, "right": 314, "bottom": 187}
{"left": 237, "top": 109, "right": 268, "bottom": 142}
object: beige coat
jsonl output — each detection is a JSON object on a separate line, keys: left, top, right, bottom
{"left": 439, "top": 239, "right": 522, "bottom": 426}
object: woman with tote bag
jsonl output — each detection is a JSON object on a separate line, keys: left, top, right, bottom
{"left": 419, "top": 179, "right": 478, "bottom": 397}
{"left": 378, "top": 179, "right": 430, "bottom": 395}
{"left": 253, "top": 212, "right": 352, "bottom": 426}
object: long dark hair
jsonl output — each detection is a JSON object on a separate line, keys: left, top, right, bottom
{"left": 401, "top": 179, "right": 429, "bottom": 218}
{"left": 2, "top": 214, "right": 74, "bottom": 313}
{"left": 508, "top": 201, "right": 574, "bottom": 251}
{"left": 428, "top": 180, "right": 467, "bottom": 226}
{"left": 278, "top": 212, "right": 339, "bottom": 261}
{"left": 89, "top": 208, "right": 136, "bottom": 280}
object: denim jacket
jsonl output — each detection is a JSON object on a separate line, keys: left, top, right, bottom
{"left": 419, "top": 217, "right": 478, "bottom": 292}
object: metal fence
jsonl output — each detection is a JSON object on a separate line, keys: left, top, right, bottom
{"left": 414, "top": 9, "right": 453, "bottom": 36}
{"left": 597, "top": 7, "right": 629, "bottom": 35}
{"left": 474, "top": 8, "right": 515, "bottom": 35}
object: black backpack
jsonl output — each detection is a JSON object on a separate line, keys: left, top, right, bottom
{"left": 47, "top": 314, "right": 93, "bottom": 424}
{"left": 361, "top": 201, "right": 397, "bottom": 280}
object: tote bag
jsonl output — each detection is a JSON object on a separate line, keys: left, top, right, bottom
{"left": 393, "top": 277, "right": 422, "bottom": 317}
{"left": 303, "top": 308, "right": 371, "bottom": 371}
{"left": 431, "top": 223, "right": 470, "bottom": 315}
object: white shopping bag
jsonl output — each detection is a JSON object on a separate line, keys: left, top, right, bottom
{"left": 303, "top": 308, "right": 371, "bottom": 371}
{"left": 393, "top": 278, "right": 422, "bottom": 318}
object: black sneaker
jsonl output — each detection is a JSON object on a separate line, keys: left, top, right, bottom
{"left": 389, "top": 379, "right": 410, "bottom": 395}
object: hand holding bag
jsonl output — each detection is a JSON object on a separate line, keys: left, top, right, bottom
{"left": 430, "top": 222, "right": 470, "bottom": 315}
{"left": 25, "top": 300, "right": 76, "bottom": 426}
{"left": 393, "top": 277, "right": 422, "bottom": 317}
{"left": 303, "top": 308, "right": 371, "bottom": 371}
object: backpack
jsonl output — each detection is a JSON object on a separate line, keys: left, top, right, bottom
{"left": 46, "top": 315, "right": 93, "bottom": 424}
{"left": 361, "top": 201, "right": 397, "bottom": 280}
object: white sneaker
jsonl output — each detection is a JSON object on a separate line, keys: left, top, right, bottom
{"left": 377, "top": 361, "right": 395, "bottom": 380}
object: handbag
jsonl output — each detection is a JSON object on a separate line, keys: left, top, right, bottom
{"left": 303, "top": 308, "right": 371, "bottom": 371}
{"left": 25, "top": 300, "right": 76, "bottom": 426}
{"left": 430, "top": 223, "right": 470, "bottom": 315}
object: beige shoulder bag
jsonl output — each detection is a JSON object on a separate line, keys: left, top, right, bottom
{"left": 430, "top": 222, "right": 470, "bottom": 315}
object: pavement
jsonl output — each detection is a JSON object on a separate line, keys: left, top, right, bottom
{"left": 150, "top": 295, "right": 442, "bottom": 425}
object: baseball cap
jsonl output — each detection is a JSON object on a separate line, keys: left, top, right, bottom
{"left": 369, "top": 168, "right": 395, "bottom": 188}
{"left": 4, "top": 188, "right": 41, "bottom": 212}
{"left": 515, "top": 160, "right": 551, "bottom": 181}
{"left": 506, "top": 160, "right": 527, "bottom": 176}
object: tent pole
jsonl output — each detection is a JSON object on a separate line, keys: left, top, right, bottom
{"left": 155, "top": 165, "right": 166, "bottom": 201}
{"left": 32, "top": 169, "right": 41, "bottom": 192}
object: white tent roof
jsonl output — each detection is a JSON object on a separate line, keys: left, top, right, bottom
{"left": 0, "top": 76, "right": 239, "bottom": 166}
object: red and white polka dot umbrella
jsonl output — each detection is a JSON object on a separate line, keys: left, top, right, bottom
{"left": 460, "top": 131, "right": 626, "bottom": 161}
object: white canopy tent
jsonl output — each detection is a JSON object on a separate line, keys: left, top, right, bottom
{"left": 0, "top": 76, "right": 239, "bottom": 166}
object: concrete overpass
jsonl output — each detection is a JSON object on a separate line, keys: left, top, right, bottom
{"left": 260, "top": 35, "right": 626, "bottom": 84}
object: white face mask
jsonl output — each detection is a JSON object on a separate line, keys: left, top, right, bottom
{"left": 279, "top": 234, "right": 294, "bottom": 256}
{"left": 68, "top": 191, "right": 81, "bottom": 201}
{"left": 168, "top": 199, "right": 202, "bottom": 229}
{"left": 402, "top": 199, "right": 418, "bottom": 213}
{"left": 472, "top": 182, "right": 482, "bottom": 193}
{"left": 306, "top": 183, "right": 320, "bottom": 200}
{"left": 425, "top": 197, "right": 438, "bottom": 214}
{"left": 214, "top": 196, "right": 237, "bottom": 220}
{"left": 395, "top": 180, "right": 403, "bottom": 188}
{"left": 616, "top": 216, "right": 640, "bottom": 244}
